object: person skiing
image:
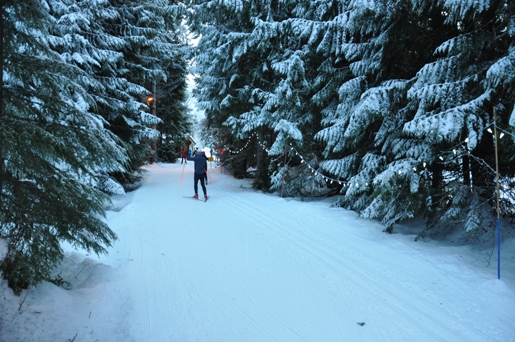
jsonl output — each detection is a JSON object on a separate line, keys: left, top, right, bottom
{"left": 186, "top": 151, "right": 208, "bottom": 200}
{"left": 180, "top": 149, "right": 187, "bottom": 164}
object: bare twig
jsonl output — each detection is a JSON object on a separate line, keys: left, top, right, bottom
{"left": 18, "top": 291, "right": 29, "bottom": 311}
{"left": 75, "top": 263, "right": 88, "bottom": 278}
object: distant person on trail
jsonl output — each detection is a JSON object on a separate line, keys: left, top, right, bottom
{"left": 186, "top": 151, "right": 208, "bottom": 200}
{"left": 180, "top": 150, "right": 187, "bottom": 164}
{"left": 187, "top": 148, "right": 192, "bottom": 158}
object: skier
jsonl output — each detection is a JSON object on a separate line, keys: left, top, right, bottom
{"left": 186, "top": 151, "right": 208, "bottom": 200}
{"left": 180, "top": 150, "right": 187, "bottom": 164}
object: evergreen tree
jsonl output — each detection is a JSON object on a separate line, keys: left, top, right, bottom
{"left": 316, "top": 0, "right": 456, "bottom": 231}
{"left": 187, "top": 0, "right": 515, "bottom": 233}
{"left": 156, "top": 57, "right": 193, "bottom": 162}
{"left": 1, "top": 0, "right": 127, "bottom": 294}
{"left": 52, "top": 0, "right": 188, "bottom": 186}
{"left": 96, "top": 0, "right": 189, "bottom": 184}
{"left": 401, "top": 0, "right": 515, "bottom": 233}
{"left": 188, "top": 0, "right": 330, "bottom": 189}
{"left": 317, "top": 0, "right": 515, "bottom": 233}
{"left": 186, "top": 0, "right": 276, "bottom": 184}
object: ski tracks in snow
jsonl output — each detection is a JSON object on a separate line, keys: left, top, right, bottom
{"left": 210, "top": 187, "right": 465, "bottom": 341}
{"left": 103, "top": 164, "right": 515, "bottom": 342}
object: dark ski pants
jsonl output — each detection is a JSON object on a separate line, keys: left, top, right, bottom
{"left": 194, "top": 172, "right": 207, "bottom": 195}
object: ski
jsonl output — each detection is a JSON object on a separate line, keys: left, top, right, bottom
{"left": 183, "top": 195, "right": 209, "bottom": 202}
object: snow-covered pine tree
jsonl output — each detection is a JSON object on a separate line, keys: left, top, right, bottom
{"left": 188, "top": 0, "right": 339, "bottom": 192}
{"left": 264, "top": 1, "right": 352, "bottom": 196}
{"left": 314, "top": 0, "right": 510, "bottom": 233}
{"left": 401, "top": 0, "right": 515, "bottom": 233}
{"left": 186, "top": 0, "right": 271, "bottom": 182}
{"left": 101, "top": 0, "right": 190, "bottom": 182}
{"left": 482, "top": 0, "right": 515, "bottom": 217}
{"left": 155, "top": 57, "right": 193, "bottom": 162}
{"left": 54, "top": 0, "right": 187, "bottom": 186}
{"left": 45, "top": 0, "right": 150, "bottom": 186}
{"left": 187, "top": 0, "right": 514, "bottom": 231}
{"left": 47, "top": 0, "right": 130, "bottom": 194}
{"left": 1, "top": 0, "right": 127, "bottom": 294}
{"left": 314, "top": 0, "right": 443, "bottom": 227}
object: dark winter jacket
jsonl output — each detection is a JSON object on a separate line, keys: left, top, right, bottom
{"left": 186, "top": 155, "right": 208, "bottom": 174}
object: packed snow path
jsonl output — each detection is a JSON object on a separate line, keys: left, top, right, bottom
{"left": 2, "top": 163, "right": 514, "bottom": 342}
{"left": 105, "top": 163, "right": 515, "bottom": 341}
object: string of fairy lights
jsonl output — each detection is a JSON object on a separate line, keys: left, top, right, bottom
{"left": 221, "top": 123, "right": 511, "bottom": 188}
{"left": 225, "top": 133, "right": 257, "bottom": 154}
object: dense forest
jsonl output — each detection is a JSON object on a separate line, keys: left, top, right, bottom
{"left": 1, "top": 0, "right": 191, "bottom": 294}
{"left": 187, "top": 0, "right": 515, "bottom": 234}
{"left": 1, "top": 0, "right": 514, "bottom": 295}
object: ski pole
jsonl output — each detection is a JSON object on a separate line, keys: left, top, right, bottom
{"left": 180, "top": 162, "right": 186, "bottom": 185}
{"left": 205, "top": 168, "right": 212, "bottom": 184}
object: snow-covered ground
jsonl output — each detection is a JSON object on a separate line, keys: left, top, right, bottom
{"left": 1, "top": 162, "right": 514, "bottom": 342}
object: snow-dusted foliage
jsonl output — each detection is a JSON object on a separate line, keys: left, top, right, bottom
{"left": 270, "top": 156, "right": 329, "bottom": 197}
{"left": 1, "top": 0, "right": 128, "bottom": 295}
{"left": 186, "top": 0, "right": 515, "bottom": 233}
{"left": 315, "top": 0, "right": 515, "bottom": 233}
{"left": 49, "top": 0, "right": 186, "bottom": 180}
{"left": 1, "top": 0, "right": 187, "bottom": 295}
{"left": 97, "top": 174, "right": 126, "bottom": 195}
{"left": 396, "top": 0, "right": 515, "bottom": 232}
{"left": 188, "top": 0, "right": 342, "bottom": 188}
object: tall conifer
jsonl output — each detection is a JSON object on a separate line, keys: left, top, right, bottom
{"left": 1, "top": 0, "right": 127, "bottom": 294}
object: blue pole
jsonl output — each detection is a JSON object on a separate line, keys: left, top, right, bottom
{"left": 497, "top": 218, "right": 501, "bottom": 279}
{"left": 493, "top": 107, "right": 501, "bottom": 280}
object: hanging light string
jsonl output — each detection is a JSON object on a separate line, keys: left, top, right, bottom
{"left": 224, "top": 132, "right": 259, "bottom": 154}
{"left": 221, "top": 124, "right": 508, "bottom": 188}
{"left": 286, "top": 144, "right": 352, "bottom": 186}
{"left": 488, "top": 124, "right": 514, "bottom": 141}
{"left": 279, "top": 124, "right": 506, "bottom": 188}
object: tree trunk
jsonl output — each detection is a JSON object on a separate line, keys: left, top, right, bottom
{"left": 1, "top": 6, "right": 5, "bottom": 185}
{"left": 0, "top": 6, "right": 3, "bottom": 110}
{"left": 471, "top": 136, "right": 494, "bottom": 189}
{"left": 254, "top": 129, "right": 269, "bottom": 190}
{"left": 430, "top": 161, "right": 443, "bottom": 208}
{"left": 462, "top": 154, "right": 470, "bottom": 186}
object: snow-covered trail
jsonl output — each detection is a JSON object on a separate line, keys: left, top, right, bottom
{"left": 98, "top": 163, "right": 515, "bottom": 342}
